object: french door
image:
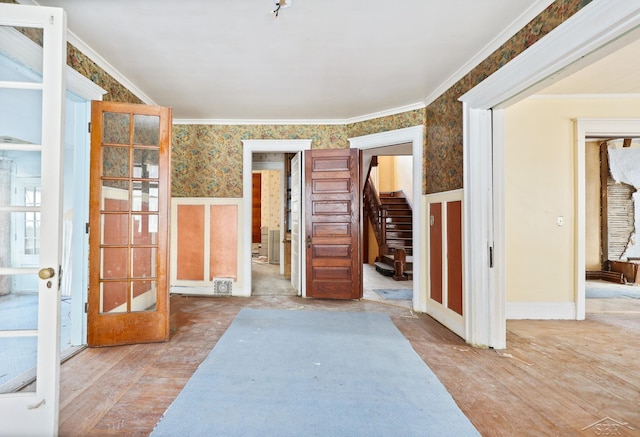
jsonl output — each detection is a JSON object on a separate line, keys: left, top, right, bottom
{"left": 0, "top": 4, "right": 66, "bottom": 436}
{"left": 87, "top": 101, "right": 171, "bottom": 347}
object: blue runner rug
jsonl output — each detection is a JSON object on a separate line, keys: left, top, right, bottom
{"left": 373, "top": 288, "right": 413, "bottom": 300}
{"left": 151, "top": 308, "right": 479, "bottom": 436}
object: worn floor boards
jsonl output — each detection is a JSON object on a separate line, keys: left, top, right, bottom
{"left": 58, "top": 295, "right": 640, "bottom": 436}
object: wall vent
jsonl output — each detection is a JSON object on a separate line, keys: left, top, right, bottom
{"left": 212, "top": 278, "right": 233, "bottom": 296}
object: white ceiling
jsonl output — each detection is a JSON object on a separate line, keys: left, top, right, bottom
{"left": 28, "top": 0, "right": 548, "bottom": 122}
{"left": 537, "top": 36, "right": 640, "bottom": 96}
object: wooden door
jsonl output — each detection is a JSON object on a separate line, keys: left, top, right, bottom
{"left": 252, "top": 173, "right": 261, "bottom": 243}
{"left": 88, "top": 101, "right": 171, "bottom": 346}
{"left": 305, "top": 149, "right": 361, "bottom": 299}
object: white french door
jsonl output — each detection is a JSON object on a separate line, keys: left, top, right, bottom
{"left": 0, "top": 4, "right": 66, "bottom": 436}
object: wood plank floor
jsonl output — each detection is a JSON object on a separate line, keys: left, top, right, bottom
{"left": 58, "top": 295, "right": 640, "bottom": 436}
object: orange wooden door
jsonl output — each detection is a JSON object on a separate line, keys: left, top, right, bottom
{"left": 252, "top": 173, "right": 261, "bottom": 244}
{"left": 87, "top": 101, "right": 171, "bottom": 346}
{"left": 305, "top": 149, "right": 361, "bottom": 299}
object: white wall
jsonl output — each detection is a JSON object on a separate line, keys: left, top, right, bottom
{"left": 504, "top": 97, "right": 640, "bottom": 304}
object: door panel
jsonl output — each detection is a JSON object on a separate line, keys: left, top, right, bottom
{"left": 447, "top": 200, "right": 463, "bottom": 315}
{"left": 429, "top": 202, "right": 443, "bottom": 304}
{"left": 88, "top": 101, "right": 171, "bottom": 347}
{"left": 305, "top": 149, "right": 360, "bottom": 299}
{"left": 0, "top": 5, "right": 66, "bottom": 436}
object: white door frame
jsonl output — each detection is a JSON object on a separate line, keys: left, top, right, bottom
{"left": 349, "top": 125, "right": 425, "bottom": 312}
{"left": 460, "top": 0, "right": 640, "bottom": 348}
{"left": 242, "top": 139, "right": 312, "bottom": 297}
{"left": 575, "top": 118, "right": 640, "bottom": 319}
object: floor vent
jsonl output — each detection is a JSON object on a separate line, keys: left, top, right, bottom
{"left": 212, "top": 278, "right": 233, "bottom": 296}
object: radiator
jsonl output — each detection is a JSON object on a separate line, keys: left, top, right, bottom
{"left": 268, "top": 230, "right": 280, "bottom": 264}
{"left": 212, "top": 278, "right": 233, "bottom": 296}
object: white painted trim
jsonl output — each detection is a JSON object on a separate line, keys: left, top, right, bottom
{"left": 459, "top": 0, "right": 640, "bottom": 349}
{"left": 423, "top": 0, "right": 555, "bottom": 107}
{"left": 252, "top": 161, "right": 286, "bottom": 275}
{"left": 428, "top": 301, "right": 465, "bottom": 340}
{"left": 491, "top": 109, "right": 507, "bottom": 345}
{"left": 242, "top": 140, "right": 312, "bottom": 297}
{"left": 460, "top": 1, "right": 640, "bottom": 109}
{"left": 462, "top": 104, "right": 498, "bottom": 349}
{"left": 506, "top": 302, "right": 576, "bottom": 320}
{"left": 170, "top": 197, "right": 243, "bottom": 295}
{"left": 574, "top": 118, "right": 640, "bottom": 321}
{"left": 424, "top": 189, "right": 465, "bottom": 339}
{"left": 349, "top": 125, "right": 424, "bottom": 312}
{"left": 64, "top": 30, "right": 155, "bottom": 105}
{"left": 173, "top": 101, "right": 426, "bottom": 126}
{"left": 0, "top": 26, "right": 106, "bottom": 100}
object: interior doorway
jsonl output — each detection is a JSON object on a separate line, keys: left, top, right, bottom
{"left": 577, "top": 121, "right": 640, "bottom": 320}
{"left": 0, "top": 38, "right": 100, "bottom": 391}
{"left": 242, "top": 140, "right": 311, "bottom": 297}
{"left": 251, "top": 154, "right": 296, "bottom": 297}
{"left": 361, "top": 147, "right": 414, "bottom": 309}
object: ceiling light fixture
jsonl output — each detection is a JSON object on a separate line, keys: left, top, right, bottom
{"left": 272, "top": 0, "right": 291, "bottom": 18}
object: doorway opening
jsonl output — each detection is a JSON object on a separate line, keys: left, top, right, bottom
{"left": 0, "top": 26, "right": 103, "bottom": 393}
{"left": 251, "top": 153, "right": 296, "bottom": 297}
{"left": 361, "top": 146, "right": 414, "bottom": 309}
{"left": 242, "top": 139, "right": 311, "bottom": 298}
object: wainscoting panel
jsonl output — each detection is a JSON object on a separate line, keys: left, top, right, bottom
{"left": 171, "top": 198, "right": 243, "bottom": 295}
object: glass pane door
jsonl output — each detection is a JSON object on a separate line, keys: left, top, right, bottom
{"left": 88, "top": 101, "right": 171, "bottom": 347}
{"left": 0, "top": 4, "right": 66, "bottom": 436}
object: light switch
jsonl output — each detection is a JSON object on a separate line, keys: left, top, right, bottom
{"left": 557, "top": 216, "right": 564, "bottom": 226}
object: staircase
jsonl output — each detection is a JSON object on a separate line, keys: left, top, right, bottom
{"left": 363, "top": 174, "right": 413, "bottom": 280}
{"left": 375, "top": 191, "right": 413, "bottom": 279}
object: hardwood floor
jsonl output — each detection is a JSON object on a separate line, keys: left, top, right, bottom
{"left": 58, "top": 295, "right": 640, "bottom": 436}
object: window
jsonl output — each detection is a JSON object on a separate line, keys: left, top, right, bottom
{"left": 24, "top": 186, "right": 40, "bottom": 255}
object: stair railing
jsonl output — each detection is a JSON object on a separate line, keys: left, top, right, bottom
{"left": 364, "top": 175, "right": 388, "bottom": 258}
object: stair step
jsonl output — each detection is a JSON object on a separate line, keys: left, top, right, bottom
{"left": 385, "top": 216, "right": 412, "bottom": 222}
{"left": 386, "top": 223, "right": 412, "bottom": 230}
{"left": 374, "top": 262, "right": 413, "bottom": 280}
{"left": 382, "top": 254, "right": 413, "bottom": 266}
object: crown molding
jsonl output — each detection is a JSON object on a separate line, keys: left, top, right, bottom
{"left": 65, "top": 29, "right": 156, "bottom": 105}
{"left": 173, "top": 101, "right": 426, "bottom": 126}
{"left": 21, "top": 0, "right": 155, "bottom": 105}
{"left": 0, "top": 26, "right": 105, "bottom": 100}
{"left": 423, "top": 0, "right": 554, "bottom": 107}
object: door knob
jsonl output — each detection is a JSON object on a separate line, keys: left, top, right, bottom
{"left": 38, "top": 267, "right": 55, "bottom": 280}
{"left": 307, "top": 236, "right": 312, "bottom": 249}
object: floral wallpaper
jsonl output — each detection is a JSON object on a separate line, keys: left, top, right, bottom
{"left": 346, "top": 109, "right": 425, "bottom": 138}
{"left": 423, "top": 0, "right": 593, "bottom": 194}
{"left": 171, "top": 124, "right": 347, "bottom": 198}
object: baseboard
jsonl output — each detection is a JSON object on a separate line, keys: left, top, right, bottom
{"left": 506, "top": 302, "right": 577, "bottom": 320}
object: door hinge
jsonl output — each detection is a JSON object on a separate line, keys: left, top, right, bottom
{"left": 88, "top": 122, "right": 91, "bottom": 133}
{"left": 85, "top": 222, "right": 90, "bottom": 234}
{"left": 84, "top": 302, "right": 88, "bottom": 313}
{"left": 489, "top": 245, "right": 494, "bottom": 268}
